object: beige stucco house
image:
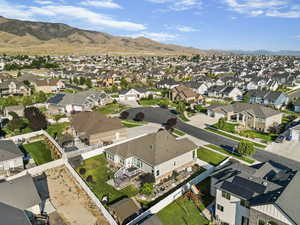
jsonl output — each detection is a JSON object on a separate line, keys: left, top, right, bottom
{"left": 33, "top": 79, "right": 65, "bottom": 93}
{"left": 207, "top": 103, "right": 282, "bottom": 132}
{"left": 71, "top": 111, "right": 127, "bottom": 146}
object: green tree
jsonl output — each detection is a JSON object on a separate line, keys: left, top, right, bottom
{"left": 176, "top": 101, "right": 186, "bottom": 114}
{"left": 140, "top": 183, "right": 154, "bottom": 196}
{"left": 217, "top": 117, "right": 226, "bottom": 129}
{"left": 237, "top": 140, "right": 255, "bottom": 157}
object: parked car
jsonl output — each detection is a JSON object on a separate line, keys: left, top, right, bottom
{"left": 286, "top": 136, "right": 292, "bottom": 141}
{"left": 275, "top": 136, "right": 285, "bottom": 143}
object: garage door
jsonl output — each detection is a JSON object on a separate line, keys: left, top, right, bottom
{"left": 126, "top": 95, "right": 136, "bottom": 101}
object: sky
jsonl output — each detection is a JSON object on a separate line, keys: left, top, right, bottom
{"left": 1, "top": 0, "right": 300, "bottom": 51}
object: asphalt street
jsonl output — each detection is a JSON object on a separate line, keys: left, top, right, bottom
{"left": 125, "top": 107, "right": 300, "bottom": 170}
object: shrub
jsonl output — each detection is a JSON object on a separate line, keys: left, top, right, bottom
{"left": 86, "top": 175, "right": 94, "bottom": 183}
{"left": 166, "top": 118, "right": 177, "bottom": 127}
{"left": 237, "top": 140, "right": 255, "bottom": 157}
{"left": 120, "top": 111, "right": 129, "bottom": 119}
{"left": 140, "top": 173, "right": 155, "bottom": 185}
{"left": 79, "top": 168, "right": 86, "bottom": 175}
{"left": 134, "top": 112, "right": 145, "bottom": 121}
{"left": 140, "top": 183, "right": 154, "bottom": 196}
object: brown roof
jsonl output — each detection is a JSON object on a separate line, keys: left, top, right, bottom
{"left": 173, "top": 85, "right": 198, "bottom": 98}
{"left": 71, "top": 111, "right": 124, "bottom": 136}
{"left": 110, "top": 198, "right": 141, "bottom": 224}
{"left": 35, "top": 79, "right": 60, "bottom": 86}
{"left": 106, "top": 130, "right": 197, "bottom": 166}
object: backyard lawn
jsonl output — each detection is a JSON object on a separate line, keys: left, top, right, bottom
{"left": 94, "top": 103, "right": 129, "bottom": 115}
{"left": 76, "top": 154, "right": 138, "bottom": 205}
{"left": 46, "top": 122, "right": 70, "bottom": 138}
{"left": 158, "top": 195, "right": 210, "bottom": 225}
{"left": 205, "top": 144, "right": 255, "bottom": 164}
{"left": 197, "top": 147, "right": 227, "bottom": 166}
{"left": 21, "top": 141, "right": 53, "bottom": 165}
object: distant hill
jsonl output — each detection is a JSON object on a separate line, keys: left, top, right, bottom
{"left": 231, "top": 49, "right": 300, "bottom": 56}
{"left": 0, "top": 16, "right": 226, "bottom": 56}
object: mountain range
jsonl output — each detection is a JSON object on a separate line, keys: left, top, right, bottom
{"left": 0, "top": 16, "right": 222, "bottom": 56}
{"left": 231, "top": 49, "right": 300, "bottom": 56}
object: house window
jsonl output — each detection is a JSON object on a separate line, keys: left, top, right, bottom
{"left": 258, "top": 220, "right": 266, "bottom": 225}
{"left": 192, "top": 150, "right": 195, "bottom": 159}
{"left": 217, "top": 204, "right": 224, "bottom": 212}
{"left": 156, "top": 170, "right": 160, "bottom": 176}
{"left": 240, "top": 199, "right": 250, "bottom": 208}
{"left": 242, "top": 216, "right": 249, "bottom": 225}
{"left": 222, "top": 191, "right": 231, "bottom": 200}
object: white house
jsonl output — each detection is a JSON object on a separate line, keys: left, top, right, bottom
{"left": 211, "top": 161, "right": 300, "bottom": 225}
{"left": 119, "top": 88, "right": 158, "bottom": 101}
{"left": 105, "top": 130, "right": 197, "bottom": 184}
{"left": 0, "top": 62, "right": 5, "bottom": 70}
{"left": 289, "top": 125, "right": 300, "bottom": 141}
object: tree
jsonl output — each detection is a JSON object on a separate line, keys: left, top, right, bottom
{"left": 35, "top": 91, "right": 47, "bottom": 103}
{"left": 134, "top": 112, "right": 145, "bottom": 121}
{"left": 7, "top": 117, "right": 27, "bottom": 131}
{"left": 139, "top": 173, "right": 155, "bottom": 185}
{"left": 217, "top": 117, "right": 226, "bottom": 129}
{"left": 24, "top": 107, "right": 47, "bottom": 131}
{"left": 166, "top": 118, "right": 177, "bottom": 127}
{"left": 140, "top": 183, "right": 154, "bottom": 196}
{"left": 237, "top": 140, "right": 255, "bottom": 157}
{"left": 120, "top": 111, "right": 129, "bottom": 120}
{"left": 176, "top": 101, "right": 186, "bottom": 114}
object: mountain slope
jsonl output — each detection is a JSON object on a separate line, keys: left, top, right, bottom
{"left": 0, "top": 16, "right": 219, "bottom": 55}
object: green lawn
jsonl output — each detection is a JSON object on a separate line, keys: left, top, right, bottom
{"left": 94, "top": 103, "right": 129, "bottom": 115}
{"left": 121, "top": 120, "right": 148, "bottom": 128}
{"left": 158, "top": 196, "right": 210, "bottom": 225}
{"left": 172, "top": 129, "right": 186, "bottom": 137}
{"left": 212, "top": 122, "right": 237, "bottom": 133}
{"left": 139, "top": 98, "right": 170, "bottom": 106}
{"left": 205, "top": 127, "right": 266, "bottom": 149}
{"left": 205, "top": 144, "right": 255, "bottom": 164}
{"left": 76, "top": 154, "right": 138, "bottom": 205}
{"left": 239, "top": 130, "right": 277, "bottom": 142}
{"left": 197, "top": 147, "right": 227, "bottom": 166}
{"left": 21, "top": 141, "right": 53, "bottom": 165}
{"left": 46, "top": 122, "right": 70, "bottom": 138}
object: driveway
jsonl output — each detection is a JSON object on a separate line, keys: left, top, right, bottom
{"left": 124, "top": 107, "right": 300, "bottom": 170}
{"left": 120, "top": 100, "right": 140, "bottom": 108}
{"left": 187, "top": 113, "right": 218, "bottom": 128}
{"left": 126, "top": 123, "right": 162, "bottom": 139}
{"left": 267, "top": 141, "right": 300, "bottom": 162}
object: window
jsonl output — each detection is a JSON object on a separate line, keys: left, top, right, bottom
{"left": 242, "top": 216, "right": 249, "bottom": 225}
{"left": 174, "top": 161, "right": 176, "bottom": 166}
{"left": 258, "top": 220, "right": 266, "bottom": 225}
{"left": 156, "top": 170, "right": 160, "bottom": 176}
{"left": 217, "top": 204, "right": 224, "bottom": 212}
{"left": 240, "top": 199, "right": 250, "bottom": 208}
{"left": 192, "top": 150, "right": 195, "bottom": 159}
{"left": 222, "top": 191, "right": 231, "bottom": 200}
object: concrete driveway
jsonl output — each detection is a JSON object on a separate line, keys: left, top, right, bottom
{"left": 267, "top": 141, "right": 300, "bottom": 162}
{"left": 187, "top": 113, "right": 218, "bottom": 128}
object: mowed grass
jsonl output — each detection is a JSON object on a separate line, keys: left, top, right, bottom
{"left": 76, "top": 154, "right": 138, "bottom": 205}
{"left": 94, "top": 103, "right": 129, "bottom": 115}
{"left": 158, "top": 196, "right": 209, "bottom": 225}
{"left": 197, "top": 147, "right": 227, "bottom": 166}
{"left": 205, "top": 144, "right": 255, "bottom": 164}
{"left": 121, "top": 120, "right": 148, "bottom": 128}
{"left": 46, "top": 122, "right": 70, "bottom": 138}
{"left": 22, "top": 141, "right": 53, "bottom": 165}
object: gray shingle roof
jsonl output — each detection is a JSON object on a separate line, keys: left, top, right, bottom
{"left": 106, "top": 130, "right": 197, "bottom": 166}
{"left": 0, "top": 202, "right": 32, "bottom": 225}
{"left": 0, "top": 140, "right": 23, "bottom": 162}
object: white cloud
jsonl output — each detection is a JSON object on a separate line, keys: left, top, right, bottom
{"left": 0, "top": 0, "right": 145, "bottom": 31}
{"left": 129, "top": 32, "right": 177, "bottom": 42}
{"left": 80, "top": 0, "right": 122, "bottom": 9}
{"left": 266, "top": 9, "right": 300, "bottom": 18}
{"left": 176, "top": 25, "right": 199, "bottom": 32}
{"left": 34, "top": 0, "right": 54, "bottom": 5}
{"left": 147, "top": 0, "right": 202, "bottom": 11}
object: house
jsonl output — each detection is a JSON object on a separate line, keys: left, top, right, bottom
{"left": 247, "top": 90, "right": 289, "bottom": 109}
{"left": 207, "top": 103, "right": 282, "bottom": 132}
{"left": 105, "top": 130, "right": 197, "bottom": 184}
{"left": 139, "top": 215, "right": 163, "bottom": 225}
{"left": 71, "top": 111, "right": 127, "bottom": 146}
{"left": 33, "top": 79, "right": 65, "bottom": 93}
{"left": 0, "top": 80, "right": 31, "bottom": 97}
{"left": 110, "top": 198, "right": 141, "bottom": 225}
{"left": 47, "top": 91, "right": 113, "bottom": 114}
{"left": 119, "top": 88, "right": 157, "bottom": 101}
{"left": 4, "top": 105, "right": 25, "bottom": 120}
{"left": 0, "top": 174, "right": 42, "bottom": 225}
{"left": 289, "top": 125, "right": 300, "bottom": 141}
{"left": 156, "top": 79, "right": 179, "bottom": 89}
{"left": 171, "top": 85, "right": 199, "bottom": 103}
{"left": 294, "top": 98, "right": 300, "bottom": 113}
{"left": 0, "top": 140, "right": 24, "bottom": 172}
{"left": 211, "top": 160, "right": 300, "bottom": 225}
{"left": 207, "top": 86, "right": 243, "bottom": 101}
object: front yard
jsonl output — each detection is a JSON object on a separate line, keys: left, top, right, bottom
{"left": 197, "top": 147, "right": 227, "bottom": 166}
{"left": 121, "top": 120, "right": 148, "bottom": 128}
{"left": 138, "top": 98, "right": 170, "bottom": 106}
{"left": 94, "top": 103, "right": 129, "bottom": 115}
{"left": 21, "top": 141, "right": 53, "bottom": 165}
{"left": 76, "top": 154, "right": 138, "bottom": 205}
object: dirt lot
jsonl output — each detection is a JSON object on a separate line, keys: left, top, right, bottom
{"left": 45, "top": 167, "right": 110, "bottom": 225}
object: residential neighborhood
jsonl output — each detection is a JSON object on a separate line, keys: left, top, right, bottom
{"left": 0, "top": 53, "right": 300, "bottom": 225}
